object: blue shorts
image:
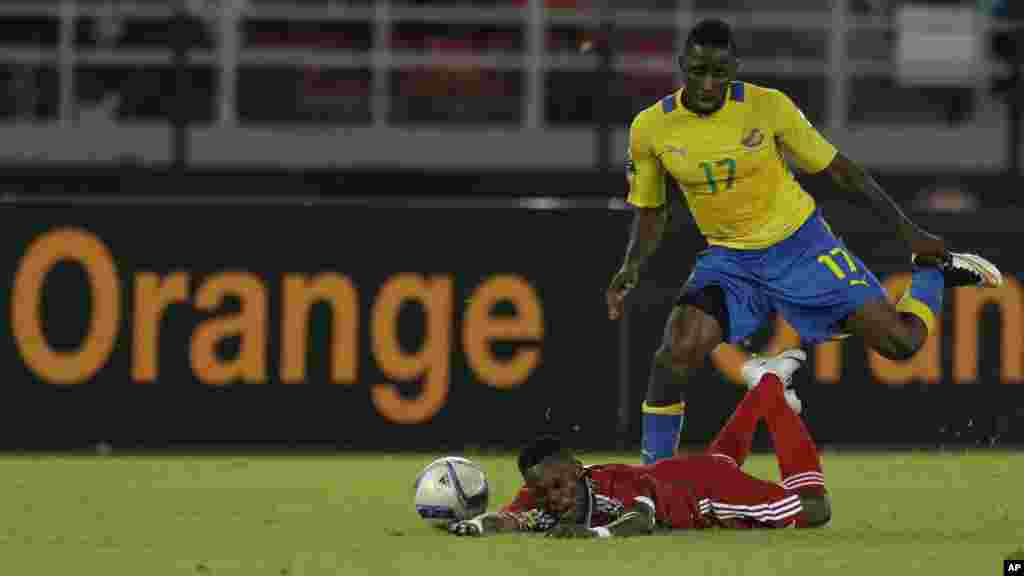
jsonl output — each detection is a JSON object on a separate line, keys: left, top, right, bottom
{"left": 678, "top": 210, "right": 887, "bottom": 345}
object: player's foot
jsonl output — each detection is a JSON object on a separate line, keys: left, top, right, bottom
{"left": 741, "top": 349, "right": 806, "bottom": 389}
{"left": 740, "top": 349, "right": 806, "bottom": 414}
{"left": 783, "top": 390, "right": 803, "bottom": 415}
{"left": 912, "top": 252, "right": 1003, "bottom": 289}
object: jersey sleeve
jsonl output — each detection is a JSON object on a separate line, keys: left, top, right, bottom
{"left": 771, "top": 90, "right": 837, "bottom": 175}
{"left": 625, "top": 112, "right": 667, "bottom": 208}
{"left": 631, "top": 469, "right": 702, "bottom": 530}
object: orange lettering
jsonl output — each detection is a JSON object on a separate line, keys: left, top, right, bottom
{"left": 371, "top": 274, "right": 452, "bottom": 424}
{"left": 133, "top": 272, "right": 188, "bottom": 382}
{"left": 281, "top": 273, "right": 358, "bottom": 384}
{"left": 953, "top": 277, "right": 1023, "bottom": 384}
{"left": 190, "top": 273, "right": 268, "bottom": 385}
{"left": 463, "top": 275, "right": 543, "bottom": 389}
{"left": 12, "top": 228, "right": 120, "bottom": 385}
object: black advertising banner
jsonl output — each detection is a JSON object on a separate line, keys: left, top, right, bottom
{"left": 2, "top": 202, "right": 1023, "bottom": 451}
{"left": 0, "top": 205, "right": 629, "bottom": 450}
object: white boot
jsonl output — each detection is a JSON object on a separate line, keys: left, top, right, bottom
{"left": 741, "top": 349, "right": 807, "bottom": 414}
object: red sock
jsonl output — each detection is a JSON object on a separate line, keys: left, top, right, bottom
{"left": 705, "top": 376, "right": 776, "bottom": 468}
{"left": 758, "top": 376, "right": 825, "bottom": 492}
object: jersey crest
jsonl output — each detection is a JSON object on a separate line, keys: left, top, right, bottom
{"left": 741, "top": 128, "right": 765, "bottom": 149}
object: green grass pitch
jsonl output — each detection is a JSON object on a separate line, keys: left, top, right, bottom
{"left": 0, "top": 450, "right": 1020, "bottom": 575}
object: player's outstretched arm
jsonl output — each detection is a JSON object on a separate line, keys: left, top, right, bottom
{"left": 823, "top": 153, "right": 946, "bottom": 260}
{"left": 450, "top": 508, "right": 564, "bottom": 537}
{"left": 545, "top": 497, "right": 657, "bottom": 539}
{"left": 448, "top": 512, "right": 522, "bottom": 536}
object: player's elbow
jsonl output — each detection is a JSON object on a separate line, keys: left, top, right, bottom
{"left": 797, "top": 492, "right": 832, "bottom": 528}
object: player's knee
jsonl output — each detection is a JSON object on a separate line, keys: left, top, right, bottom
{"left": 797, "top": 492, "right": 832, "bottom": 528}
{"left": 876, "top": 333, "right": 921, "bottom": 362}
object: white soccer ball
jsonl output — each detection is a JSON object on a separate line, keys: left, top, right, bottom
{"left": 413, "top": 456, "right": 489, "bottom": 525}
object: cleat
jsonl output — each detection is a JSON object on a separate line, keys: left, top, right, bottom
{"left": 741, "top": 350, "right": 807, "bottom": 415}
{"left": 912, "top": 252, "right": 1003, "bottom": 289}
{"left": 741, "top": 348, "right": 802, "bottom": 409}
{"left": 741, "top": 349, "right": 807, "bottom": 390}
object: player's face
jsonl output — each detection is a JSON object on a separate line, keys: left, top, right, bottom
{"left": 526, "top": 460, "right": 581, "bottom": 518}
{"left": 680, "top": 44, "right": 737, "bottom": 114}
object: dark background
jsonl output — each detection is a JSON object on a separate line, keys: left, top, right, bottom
{"left": 2, "top": 195, "right": 1022, "bottom": 452}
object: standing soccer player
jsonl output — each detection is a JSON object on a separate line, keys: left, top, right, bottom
{"left": 605, "top": 19, "right": 1003, "bottom": 464}
{"left": 448, "top": 350, "right": 831, "bottom": 536}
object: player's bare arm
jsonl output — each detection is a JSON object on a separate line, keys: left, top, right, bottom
{"left": 607, "top": 205, "right": 670, "bottom": 320}
{"left": 823, "top": 153, "right": 947, "bottom": 260}
{"left": 624, "top": 205, "right": 671, "bottom": 275}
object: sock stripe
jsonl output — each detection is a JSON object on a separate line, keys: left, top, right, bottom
{"left": 710, "top": 453, "right": 738, "bottom": 467}
{"left": 641, "top": 401, "right": 685, "bottom": 416}
{"left": 782, "top": 471, "right": 825, "bottom": 483}
{"left": 895, "top": 294, "right": 937, "bottom": 333}
{"left": 782, "top": 472, "right": 825, "bottom": 489}
{"left": 786, "top": 477, "right": 827, "bottom": 485}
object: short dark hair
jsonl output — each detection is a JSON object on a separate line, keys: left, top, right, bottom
{"left": 518, "top": 435, "right": 571, "bottom": 478}
{"left": 684, "top": 19, "right": 737, "bottom": 56}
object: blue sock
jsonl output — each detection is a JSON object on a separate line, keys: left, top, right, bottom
{"left": 896, "top": 267, "right": 944, "bottom": 334}
{"left": 641, "top": 402, "right": 684, "bottom": 465}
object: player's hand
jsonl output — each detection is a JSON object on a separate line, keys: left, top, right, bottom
{"left": 545, "top": 524, "right": 597, "bottom": 539}
{"left": 606, "top": 266, "right": 639, "bottom": 320}
{"left": 449, "top": 518, "right": 484, "bottom": 537}
{"left": 904, "top": 227, "right": 947, "bottom": 261}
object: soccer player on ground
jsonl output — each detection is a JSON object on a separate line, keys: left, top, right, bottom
{"left": 448, "top": 350, "right": 830, "bottom": 537}
{"left": 606, "top": 19, "right": 1004, "bottom": 465}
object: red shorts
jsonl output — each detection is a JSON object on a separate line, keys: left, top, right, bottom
{"left": 651, "top": 455, "right": 804, "bottom": 528}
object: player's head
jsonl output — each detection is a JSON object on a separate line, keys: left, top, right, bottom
{"left": 679, "top": 19, "right": 740, "bottom": 115}
{"left": 518, "top": 435, "right": 583, "bottom": 517}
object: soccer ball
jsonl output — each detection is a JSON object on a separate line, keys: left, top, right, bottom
{"left": 413, "top": 456, "right": 489, "bottom": 525}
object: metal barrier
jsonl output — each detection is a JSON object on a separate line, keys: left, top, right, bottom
{"left": 0, "top": 1, "right": 1014, "bottom": 169}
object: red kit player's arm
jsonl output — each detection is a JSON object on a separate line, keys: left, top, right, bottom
{"left": 633, "top": 469, "right": 701, "bottom": 530}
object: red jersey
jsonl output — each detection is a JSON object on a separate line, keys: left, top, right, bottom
{"left": 502, "top": 455, "right": 804, "bottom": 531}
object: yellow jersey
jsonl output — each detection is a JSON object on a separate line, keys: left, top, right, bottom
{"left": 626, "top": 81, "right": 837, "bottom": 250}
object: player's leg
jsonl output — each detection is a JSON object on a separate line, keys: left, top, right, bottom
{"left": 745, "top": 354, "right": 830, "bottom": 528}
{"left": 642, "top": 300, "right": 722, "bottom": 465}
{"left": 705, "top": 349, "right": 806, "bottom": 469}
{"left": 844, "top": 253, "right": 1003, "bottom": 360}
{"left": 641, "top": 249, "right": 771, "bottom": 465}
{"left": 762, "top": 210, "right": 927, "bottom": 356}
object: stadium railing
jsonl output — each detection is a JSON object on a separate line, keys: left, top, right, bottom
{"left": 0, "top": 0, "right": 1014, "bottom": 170}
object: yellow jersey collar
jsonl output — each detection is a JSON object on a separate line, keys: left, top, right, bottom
{"left": 670, "top": 82, "right": 745, "bottom": 117}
